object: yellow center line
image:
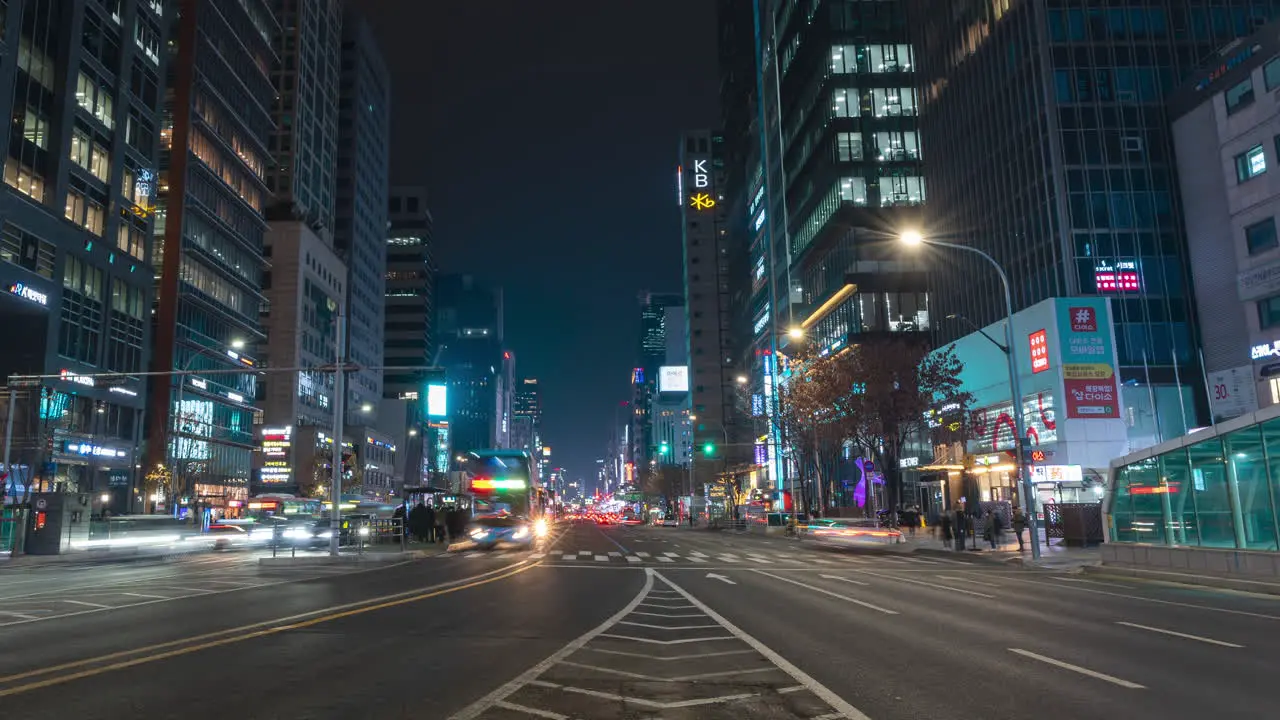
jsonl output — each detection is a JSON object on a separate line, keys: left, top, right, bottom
{"left": 0, "top": 562, "right": 535, "bottom": 698}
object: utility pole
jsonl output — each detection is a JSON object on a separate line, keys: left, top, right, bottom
{"left": 330, "top": 310, "right": 346, "bottom": 557}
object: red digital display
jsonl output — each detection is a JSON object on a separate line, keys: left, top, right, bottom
{"left": 1095, "top": 261, "right": 1140, "bottom": 292}
{"left": 1029, "top": 330, "right": 1050, "bottom": 374}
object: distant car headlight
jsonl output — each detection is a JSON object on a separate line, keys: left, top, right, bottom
{"left": 357, "top": 526, "right": 370, "bottom": 538}
{"left": 316, "top": 530, "right": 333, "bottom": 539}
{"left": 534, "top": 518, "right": 549, "bottom": 538}
{"left": 283, "top": 527, "right": 310, "bottom": 540}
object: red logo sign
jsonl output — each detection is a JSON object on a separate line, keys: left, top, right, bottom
{"left": 1028, "top": 330, "right": 1049, "bottom": 374}
{"left": 1069, "top": 307, "right": 1097, "bottom": 333}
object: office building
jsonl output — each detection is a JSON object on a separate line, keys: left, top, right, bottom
{"left": 148, "top": 0, "right": 277, "bottom": 513}
{"left": 256, "top": 0, "right": 346, "bottom": 495}
{"left": 436, "top": 273, "right": 503, "bottom": 455}
{"left": 910, "top": 1, "right": 1280, "bottom": 449}
{"left": 266, "top": 0, "right": 341, "bottom": 232}
{"left": 631, "top": 292, "right": 683, "bottom": 467}
{"left": 334, "top": 7, "right": 390, "bottom": 429}
{"left": 717, "top": 3, "right": 931, "bottom": 510}
{"left": 511, "top": 377, "right": 541, "bottom": 458}
{"left": 0, "top": 0, "right": 168, "bottom": 509}
{"left": 385, "top": 187, "right": 436, "bottom": 485}
{"left": 678, "top": 131, "right": 742, "bottom": 491}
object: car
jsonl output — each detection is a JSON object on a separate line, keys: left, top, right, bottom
{"left": 660, "top": 515, "right": 679, "bottom": 527}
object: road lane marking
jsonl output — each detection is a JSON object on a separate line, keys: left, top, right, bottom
{"left": 1050, "top": 577, "right": 1127, "bottom": 589}
{"left": 0, "top": 560, "right": 535, "bottom": 694}
{"left": 0, "top": 611, "right": 38, "bottom": 620}
{"left": 629, "top": 611, "right": 705, "bottom": 618}
{"left": 580, "top": 648, "right": 754, "bottom": 662}
{"left": 663, "top": 552, "right": 678, "bottom": 557}
{"left": 493, "top": 700, "right": 567, "bottom": 719}
{"left": 578, "top": 550, "right": 591, "bottom": 556}
{"left": 851, "top": 569, "right": 995, "bottom": 598}
{"left": 1008, "top": 648, "right": 1145, "bottom": 689}
{"left": 745, "top": 555, "right": 773, "bottom": 564}
{"left": 935, "top": 574, "right": 1000, "bottom": 588}
{"left": 447, "top": 569, "right": 656, "bottom": 720}
{"left": 657, "top": 571, "right": 873, "bottom": 720}
{"left": 120, "top": 593, "right": 169, "bottom": 599}
{"left": 608, "top": 552, "right": 621, "bottom": 557}
{"left": 59, "top": 600, "right": 111, "bottom": 609}
{"left": 819, "top": 574, "right": 869, "bottom": 587}
{"left": 598, "top": 634, "right": 735, "bottom": 645}
{"left": 688, "top": 556, "right": 707, "bottom": 563}
{"left": 752, "top": 571, "right": 898, "bottom": 615}
{"left": 1018, "top": 577, "right": 1280, "bottom": 621}
{"left": 617, "top": 621, "right": 722, "bottom": 631}
{"left": 779, "top": 685, "right": 804, "bottom": 694}
{"left": 689, "top": 551, "right": 708, "bottom": 558}
{"left": 636, "top": 552, "right": 651, "bottom": 558}
{"left": 594, "top": 556, "right": 608, "bottom": 562}
{"left": 1115, "top": 621, "right": 1244, "bottom": 648}
{"left": 717, "top": 555, "right": 740, "bottom": 563}
{"left": 656, "top": 556, "right": 674, "bottom": 563}
{"left": 626, "top": 556, "right": 642, "bottom": 563}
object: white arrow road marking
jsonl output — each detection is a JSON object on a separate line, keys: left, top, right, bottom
{"left": 819, "top": 574, "right": 869, "bottom": 587}
{"left": 493, "top": 701, "right": 566, "bottom": 719}
{"left": 581, "top": 648, "right": 755, "bottom": 662}
{"left": 526, "top": 680, "right": 759, "bottom": 710}
{"left": 707, "top": 573, "right": 736, "bottom": 585}
{"left": 598, "top": 634, "right": 737, "bottom": 645}
{"left": 555, "top": 659, "right": 777, "bottom": 682}
{"left": 1008, "top": 648, "right": 1145, "bottom": 689}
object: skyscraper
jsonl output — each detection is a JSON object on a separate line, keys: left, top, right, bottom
{"left": 1, "top": 0, "right": 168, "bottom": 508}
{"left": 436, "top": 273, "right": 503, "bottom": 455}
{"left": 911, "top": 0, "right": 1280, "bottom": 447}
{"left": 256, "top": 0, "right": 345, "bottom": 496}
{"left": 511, "top": 377, "right": 540, "bottom": 460}
{"left": 148, "top": 0, "right": 277, "bottom": 511}
{"left": 384, "top": 187, "right": 436, "bottom": 485}
{"left": 632, "top": 292, "right": 683, "bottom": 467}
{"left": 266, "top": 0, "right": 341, "bottom": 232}
{"left": 335, "top": 7, "right": 390, "bottom": 428}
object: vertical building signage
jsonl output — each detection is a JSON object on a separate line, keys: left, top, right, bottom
{"left": 1029, "top": 330, "right": 1049, "bottom": 374}
{"left": 1056, "top": 299, "right": 1121, "bottom": 419}
{"left": 687, "top": 156, "right": 716, "bottom": 211}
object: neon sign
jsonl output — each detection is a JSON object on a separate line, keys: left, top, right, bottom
{"left": 690, "top": 193, "right": 716, "bottom": 210}
{"left": 1029, "top": 330, "right": 1049, "bottom": 374}
{"left": 8, "top": 282, "right": 48, "bottom": 306}
{"left": 1094, "top": 260, "right": 1140, "bottom": 292}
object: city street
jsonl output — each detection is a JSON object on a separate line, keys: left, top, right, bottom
{"left": 0, "top": 522, "right": 1276, "bottom": 719}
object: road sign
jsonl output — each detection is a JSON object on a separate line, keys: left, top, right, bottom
{"left": 7, "top": 376, "right": 40, "bottom": 388}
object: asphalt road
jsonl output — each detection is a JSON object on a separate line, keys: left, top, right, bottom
{"left": 0, "top": 522, "right": 1277, "bottom": 719}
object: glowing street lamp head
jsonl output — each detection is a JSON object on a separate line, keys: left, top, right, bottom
{"left": 899, "top": 229, "right": 924, "bottom": 246}
{"left": 787, "top": 327, "right": 805, "bottom": 340}
{"left": 735, "top": 375, "right": 749, "bottom": 385}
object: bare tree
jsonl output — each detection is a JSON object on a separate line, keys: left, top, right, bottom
{"left": 828, "top": 340, "right": 971, "bottom": 514}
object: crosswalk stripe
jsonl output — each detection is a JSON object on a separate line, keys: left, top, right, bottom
{"left": 663, "top": 552, "right": 678, "bottom": 557}
{"left": 745, "top": 555, "right": 773, "bottom": 564}
{"left": 656, "top": 556, "right": 674, "bottom": 563}
{"left": 595, "top": 555, "right": 609, "bottom": 562}
{"left": 608, "top": 552, "right": 621, "bottom": 557}
{"left": 717, "top": 555, "right": 740, "bottom": 563}
{"left": 550, "top": 550, "right": 563, "bottom": 555}
{"left": 688, "top": 556, "right": 707, "bottom": 563}
{"left": 626, "top": 556, "right": 642, "bottom": 563}
{"left": 578, "top": 550, "right": 591, "bottom": 555}
{"left": 530, "top": 552, "right": 546, "bottom": 559}
{"left": 636, "top": 552, "right": 651, "bottom": 558}
{"left": 690, "top": 551, "right": 708, "bottom": 558}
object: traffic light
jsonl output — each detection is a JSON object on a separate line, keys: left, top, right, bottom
{"left": 659, "top": 442, "right": 670, "bottom": 454}
{"left": 703, "top": 442, "right": 716, "bottom": 456}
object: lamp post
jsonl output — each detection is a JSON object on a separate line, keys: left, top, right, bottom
{"left": 900, "top": 231, "right": 1041, "bottom": 561}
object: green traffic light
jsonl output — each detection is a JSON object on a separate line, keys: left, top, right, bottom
{"left": 659, "top": 442, "right": 670, "bottom": 453}
{"left": 703, "top": 443, "right": 715, "bottom": 455}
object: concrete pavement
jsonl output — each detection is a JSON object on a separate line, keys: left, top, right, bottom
{"left": 0, "top": 521, "right": 1275, "bottom": 719}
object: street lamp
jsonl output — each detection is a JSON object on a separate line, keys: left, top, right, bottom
{"left": 787, "top": 326, "right": 805, "bottom": 340}
{"left": 230, "top": 338, "right": 246, "bottom": 350}
{"left": 735, "top": 375, "right": 748, "bottom": 385}
{"left": 899, "top": 229, "right": 1041, "bottom": 560}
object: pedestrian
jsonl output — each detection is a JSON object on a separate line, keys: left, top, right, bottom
{"left": 435, "top": 506, "right": 448, "bottom": 543}
{"left": 1011, "top": 505, "right": 1027, "bottom": 551}
{"left": 953, "top": 507, "right": 967, "bottom": 551}
{"left": 408, "top": 502, "right": 429, "bottom": 543}
{"left": 907, "top": 506, "right": 919, "bottom": 537}
{"left": 424, "top": 503, "right": 438, "bottom": 543}
{"left": 939, "top": 510, "right": 953, "bottom": 550}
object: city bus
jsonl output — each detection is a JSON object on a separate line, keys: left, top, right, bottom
{"left": 462, "top": 450, "right": 549, "bottom": 549}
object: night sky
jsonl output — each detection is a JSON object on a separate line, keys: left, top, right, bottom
{"left": 362, "top": 1, "right": 720, "bottom": 484}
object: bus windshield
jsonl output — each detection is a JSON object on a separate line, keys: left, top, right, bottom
{"left": 463, "top": 451, "right": 537, "bottom": 519}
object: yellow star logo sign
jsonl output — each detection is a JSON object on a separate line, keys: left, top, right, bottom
{"left": 690, "top": 193, "right": 717, "bottom": 210}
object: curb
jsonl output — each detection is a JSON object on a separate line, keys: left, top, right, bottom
{"left": 258, "top": 549, "right": 437, "bottom": 566}
{"left": 1084, "top": 564, "right": 1280, "bottom": 596}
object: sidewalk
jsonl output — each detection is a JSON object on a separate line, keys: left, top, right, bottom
{"left": 894, "top": 529, "right": 1102, "bottom": 570}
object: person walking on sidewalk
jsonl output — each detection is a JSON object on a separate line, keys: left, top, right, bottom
{"left": 939, "top": 510, "right": 953, "bottom": 550}
{"left": 984, "top": 509, "right": 1004, "bottom": 549}
{"left": 1011, "top": 505, "right": 1027, "bottom": 551}
{"left": 953, "top": 507, "right": 967, "bottom": 551}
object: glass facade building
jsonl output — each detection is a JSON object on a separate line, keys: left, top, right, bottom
{"left": 1, "top": 0, "right": 167, "bottom": 509}
{"left": 147, "top": 0, "right": 276, "bottom": 509}
{"left": 911, "top": 0, "right": 1280, "bottom": 451}
{"left": 1110, "top": 406, "right": 1280, "bottom": 551}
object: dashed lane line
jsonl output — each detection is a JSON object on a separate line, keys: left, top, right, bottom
{"left": 849, "top": 568, "right": 996, "bottom": 599}
{"left": 752, "top": 571, "right": 898, "bottom": 615}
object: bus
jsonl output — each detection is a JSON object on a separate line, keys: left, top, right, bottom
{"left": 462, "top": 450, "right": 549, "bottom": 549}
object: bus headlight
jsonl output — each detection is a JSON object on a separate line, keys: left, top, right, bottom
{"left": 534, "top": 518, "right": 549, "bottom": 538}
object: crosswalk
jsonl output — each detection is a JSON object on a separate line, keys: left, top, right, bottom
{"left": 476, "top": 549, "right": 974, "bottom": 566}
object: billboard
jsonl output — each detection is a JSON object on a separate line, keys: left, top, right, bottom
{"left": 658, "top": 366, "right": 689, "bottom": 393}
{"left": 1055, "top": 300, "right": 1120, "bottom": 419}
{"left": 427, "top": 383, "right": 448, "bottom": 417}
